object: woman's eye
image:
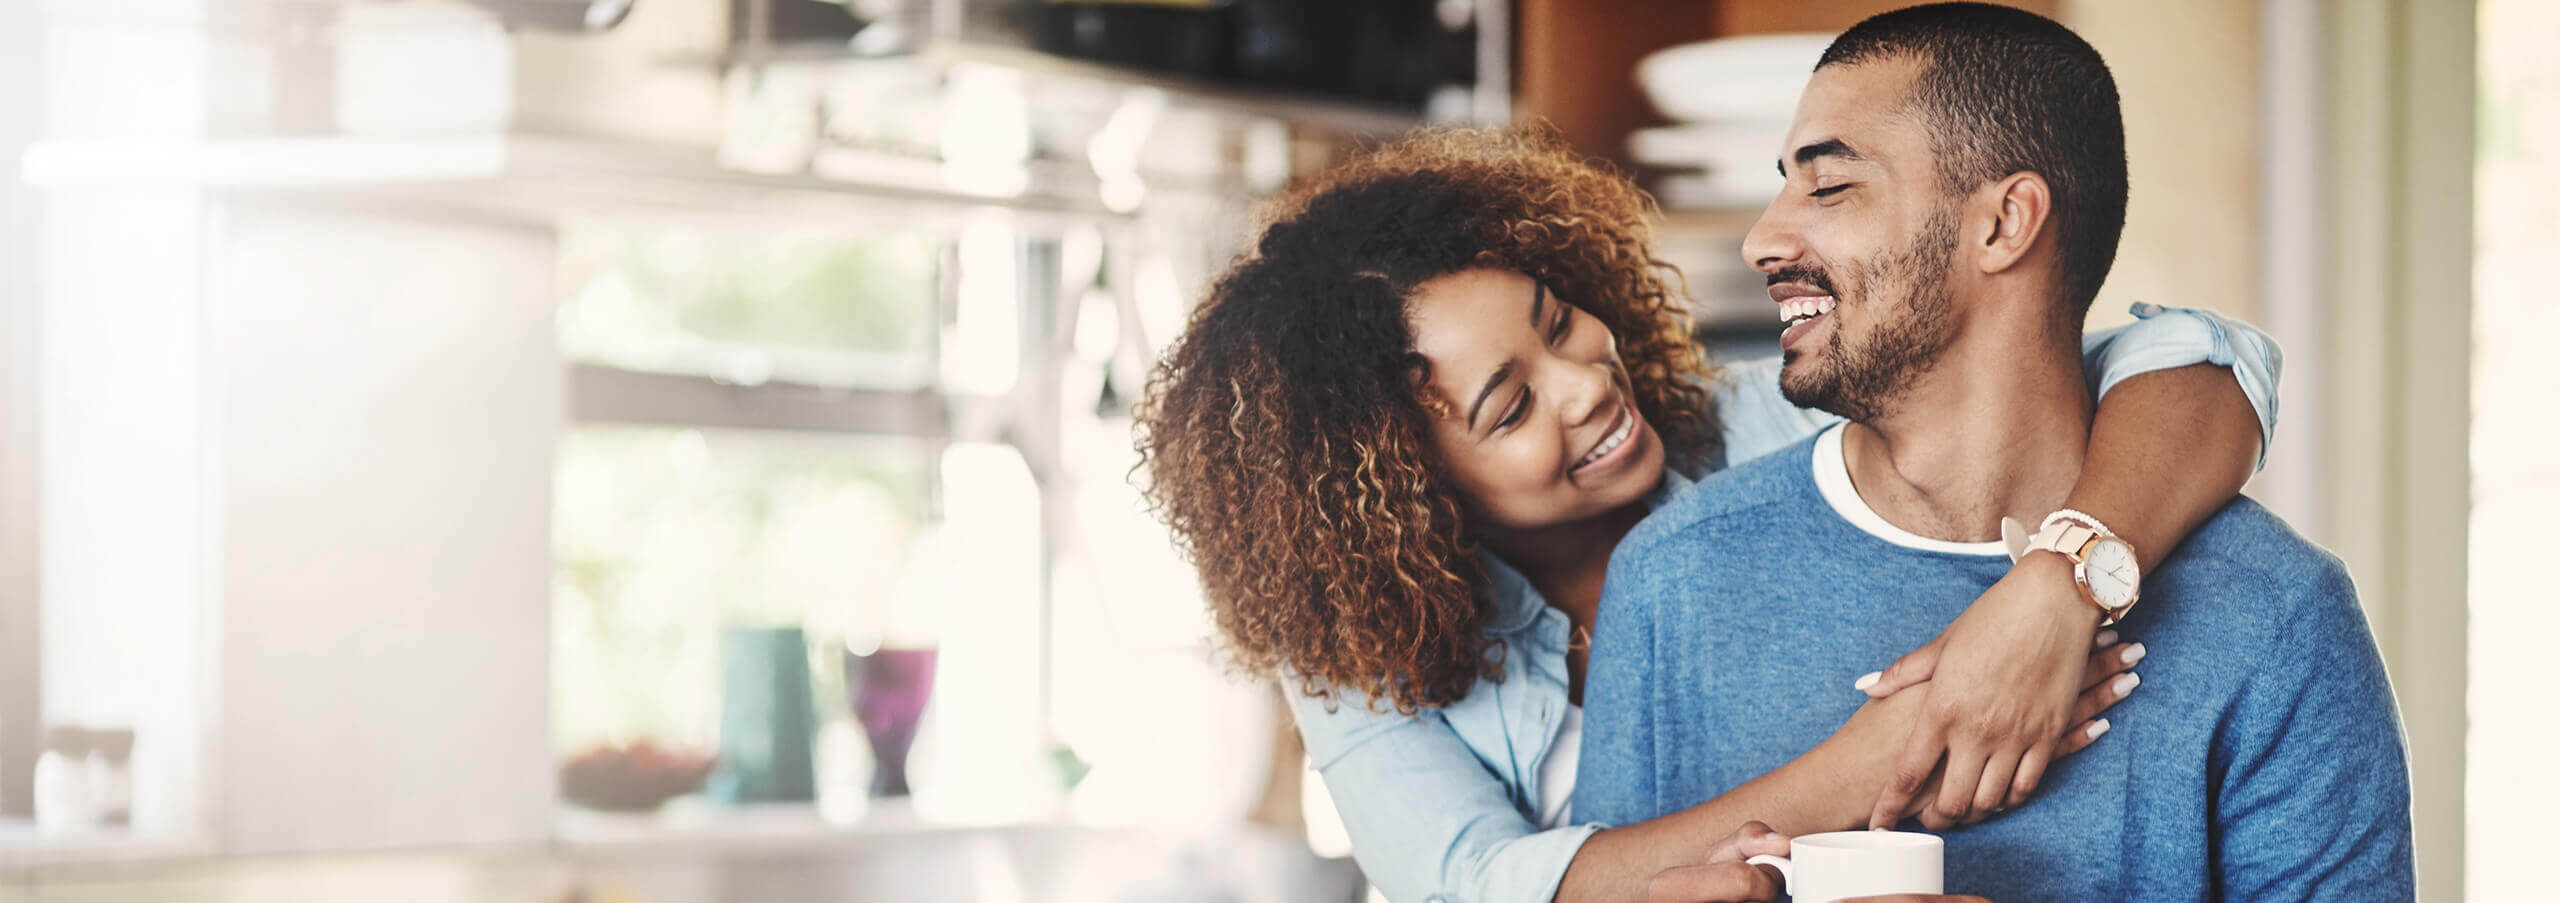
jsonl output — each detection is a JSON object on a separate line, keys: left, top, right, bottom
{"left": 1811, "top": 183, "right": 1852, "bottom": 199}
{"left": 1548, "top": 308, "right": 1573, "bottom": 343}
{"left": 1498, "top": 391, "right": 1531, "bottom": 431}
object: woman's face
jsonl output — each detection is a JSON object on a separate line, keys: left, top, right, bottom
{"left": 1407, "top": 268, "right": 1666, "bottom": 532}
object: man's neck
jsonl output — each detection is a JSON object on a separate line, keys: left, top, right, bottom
{"left": 1843, "top": 318, "right": 2093, "bottom": 543}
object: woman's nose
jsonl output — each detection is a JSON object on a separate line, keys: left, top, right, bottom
{"left": 1553, "top": 358, "right": 1615, "bottom": 427}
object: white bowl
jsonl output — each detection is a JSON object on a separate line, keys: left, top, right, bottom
{"left": 1628, "top": 122, "right": 1789, "bottom": 171}
{"left": 1636, "top": 33, "right": 1832, "bottom": 123}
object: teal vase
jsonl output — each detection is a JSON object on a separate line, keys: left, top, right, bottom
{"left": 705, "top": 625, "right": 818, "bottom": 804}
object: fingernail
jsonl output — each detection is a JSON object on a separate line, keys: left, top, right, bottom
{"left": 1854, "top": 671, "right": 1882, "bottom": 691}
{"left": 2086, "top": 718, "right": 2111, "bottom": 740}
{"left": 2094, "top": 629, "right": 2118, "bottom": 649}
{"left": 2120, "top": 642, "right": 2147, "bottom": 665}
{"left": 2112, "top": 672, "right": 2141, "bottom": 696}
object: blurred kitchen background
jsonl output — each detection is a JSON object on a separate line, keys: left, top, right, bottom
{"left": 0, "top": 0, "right": 2544, "bottom": 900}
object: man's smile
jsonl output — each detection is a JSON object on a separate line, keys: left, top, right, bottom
{"left": 1771, "top": 282, "right": 1839, "bottom": 351}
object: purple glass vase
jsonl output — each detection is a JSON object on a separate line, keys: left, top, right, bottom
{"left": 843, "top": 646, "right": 937, "bottom": 797}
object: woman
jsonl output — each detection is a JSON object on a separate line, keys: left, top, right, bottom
{"left": 1133, "top": 128, "right": 2278, "bottom": 903}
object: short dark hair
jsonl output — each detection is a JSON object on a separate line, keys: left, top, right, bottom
{"left": 1819, "top": 2, "right": 2128, "bottom": 317}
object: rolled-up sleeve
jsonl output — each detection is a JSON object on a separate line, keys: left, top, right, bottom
{"left": 1711, "top": 304, "right": 2283, "bottom": 472}
{"left": 2081, "top": 302, "right": 2285, "bottom": 469}
{"left": 1287, "top": 686, "right": 1598, "bottom": 903}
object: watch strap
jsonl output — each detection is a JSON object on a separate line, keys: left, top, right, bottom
{"left": 2026, "top": 521, "right": 2098, "bottom": 561}
{"left": 2041, "top": 508, "right": 2112, "bottom": 539}
{"left": 2024, "top": 510, "right": 2138, "bottom": 626}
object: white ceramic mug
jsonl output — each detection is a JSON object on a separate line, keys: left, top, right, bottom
{"left": 1745, "top": 830, "right": 1943, "bottom": 902}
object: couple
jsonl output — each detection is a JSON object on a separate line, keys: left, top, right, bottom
{"left": 1137, "top": 4, "right": 2411, "bottom": 902}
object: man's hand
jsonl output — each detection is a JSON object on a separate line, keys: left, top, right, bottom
{"left": 1859, "top": 552, "right": 2107, "bottom": 829}
{"left": 1644, "top": 821, "right": 1791, "bottom": 903}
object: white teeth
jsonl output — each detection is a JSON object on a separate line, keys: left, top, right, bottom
{"left": 1576, "top": 413, "right": 1635, "bottom": 469}
{"left": 1778, "top": 295, "right": 1838, "bottom": 325}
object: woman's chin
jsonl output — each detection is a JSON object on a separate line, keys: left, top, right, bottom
{"left": 1616, "top": 440, "right": 1668, "bottom": 500}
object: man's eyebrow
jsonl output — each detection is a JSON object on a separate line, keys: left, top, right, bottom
{"left": 1467, "top": 361, "right": 1515, "bottom": 431}
{"left": 1779, "top": 137, "right": 1864, "bottom": 177}
{"left": 1528, "top": 280, "right": 1546, "bottom": 330}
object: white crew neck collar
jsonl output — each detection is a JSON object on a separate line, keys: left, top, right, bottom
{"left": 1811, "top": 424, "right": 2011, "bottom": 557}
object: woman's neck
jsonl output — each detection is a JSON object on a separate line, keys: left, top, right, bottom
{"left": 1478, "top": 502, "right": 1650, "bottom": 629}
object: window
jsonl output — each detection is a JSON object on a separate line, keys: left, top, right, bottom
{"left": 557, "top": 225, "right": 940, "bottom": 388}
{"left": 2468, "top": 0, "right": 2557, "bottom": 895}
{"left": 552, "top": 427, "right": 935, "bottom": 754}
{"left": 549, "top": 216, "right": 1257, "bottom": 830}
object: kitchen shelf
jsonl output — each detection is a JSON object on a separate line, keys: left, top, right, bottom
{"left": 0, "top": 820, "right": 213, "bottom": 872}
{"left": 917, "top": 40, "right": 1433, "bottom": 138}
{"left": 19, "top": 132, "right": 1134, "bottom": 234}
{"left": 552, "top": 798, "right": 1063, "bottom": 859}
{"left": 668, "top": 37, "right": 1437, "bottom": 138}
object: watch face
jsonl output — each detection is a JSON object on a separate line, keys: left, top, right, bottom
{"left": 2082, "top": 539, "right": 2140, "bottom": 606}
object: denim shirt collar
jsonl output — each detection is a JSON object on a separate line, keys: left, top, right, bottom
{"left": 1481, "top": 466, "right": 1697, "bottom": 634}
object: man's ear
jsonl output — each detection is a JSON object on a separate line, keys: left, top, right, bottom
{"left": 1972, "top": 171, "right": 2052, "bottom": 277}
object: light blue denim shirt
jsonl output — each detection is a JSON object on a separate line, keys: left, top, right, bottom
{"left": 1283, "top": 304, "right": 2282, "bottom": 903}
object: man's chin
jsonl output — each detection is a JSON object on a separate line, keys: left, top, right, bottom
{"left": 1779, "top": 368, "right": 1861, "bottom": 422}
{"left": 1777, "top": 359, "right": 1822, "bottom": 411}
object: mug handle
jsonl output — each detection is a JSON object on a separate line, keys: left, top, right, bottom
{"left": 1745, "top": 854, "right": 1793, "bottom": 892}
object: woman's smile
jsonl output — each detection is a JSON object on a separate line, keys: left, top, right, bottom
{"left": 1570, "top": 397, "right": 1650, "bottom": 480}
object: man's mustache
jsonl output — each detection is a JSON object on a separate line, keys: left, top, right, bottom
{"left": 1767, "top": 266, "right": 1838, "bottom": 296}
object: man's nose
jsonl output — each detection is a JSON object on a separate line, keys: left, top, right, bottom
{"left": 1741, "top": 201, "right": 1805, "bottom": 274}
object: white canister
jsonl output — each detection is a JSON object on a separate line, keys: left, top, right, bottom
{"left": 32, "top": 727, "right": 97, "bottom": 833}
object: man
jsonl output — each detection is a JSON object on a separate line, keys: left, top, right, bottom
{"left": 1573, "top": 4, "right": 2414, "bottom": 901}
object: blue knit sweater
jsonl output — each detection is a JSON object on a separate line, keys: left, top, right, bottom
{"left": 1574, "top": 426, "right": 2414, "bottom": 902}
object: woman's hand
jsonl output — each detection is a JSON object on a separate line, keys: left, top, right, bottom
{"left": 1643, "top": 821, "right": 1792, "bottom": 903}
{"left": 1850, "top": 551, "right": 2105, "bottom": 829}
{"left": 1843, "top": 626, "right": 2142, "bottom": 827}
{"left": 1850, "top": 360, "right": 2263, "bottom": 830}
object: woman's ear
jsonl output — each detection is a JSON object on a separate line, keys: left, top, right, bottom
{"left": 1973, "top": 171, "right": 2052, "bottom": 277}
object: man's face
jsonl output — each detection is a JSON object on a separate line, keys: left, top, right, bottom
{"left": 1743, "top": 56, "right": 1964, "bottom": 423}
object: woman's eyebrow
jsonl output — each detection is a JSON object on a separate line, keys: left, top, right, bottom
{"left": 1466, "top": 281, "right": 1547, "bottom": 430}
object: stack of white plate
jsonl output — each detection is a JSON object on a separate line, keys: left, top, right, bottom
{"left": 1631, "top": 34, "right": 1830, "bottom": 210}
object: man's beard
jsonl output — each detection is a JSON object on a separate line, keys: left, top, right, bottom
{"left": 1778, "top": 209, "right": 1962, "bottom": 423}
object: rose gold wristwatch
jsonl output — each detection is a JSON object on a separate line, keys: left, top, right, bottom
{"left": 2025, "top": 509, "right": 2141, "bottom": 626}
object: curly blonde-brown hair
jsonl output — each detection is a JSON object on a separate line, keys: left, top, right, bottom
{"left": 1132, "top": 127, "right": 1720, "bottom": 713}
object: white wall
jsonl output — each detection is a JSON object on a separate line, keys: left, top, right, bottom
{"left": 30, "top": 0, "right": 233, "bottom": 838}
{"left": 38, "top": 187, "right": 217, "bottom": 838}
{"left": 2065, "top": 0, "right": 2263, "bottom": 328}
{"left": 1, "top": 0, "right": 47, "bottom": 818}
